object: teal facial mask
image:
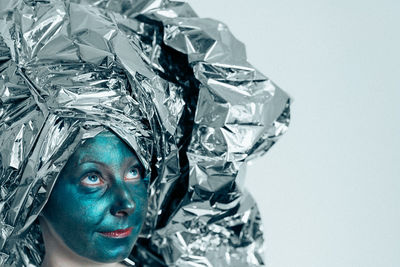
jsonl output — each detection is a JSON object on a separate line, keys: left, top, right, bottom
{"left": 41, "top": 131, "right": 149, "bottom": 263}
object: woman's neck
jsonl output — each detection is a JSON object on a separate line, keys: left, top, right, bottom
{"left": 39, "top": 216, "right": 126, "bottom": 267}
{"left": 41, "top": 254, "right": 126, "bottom": 267}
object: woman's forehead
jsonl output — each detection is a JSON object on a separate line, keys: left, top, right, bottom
{"left": 71, "top": 132, "right": 139, "bottom": 166}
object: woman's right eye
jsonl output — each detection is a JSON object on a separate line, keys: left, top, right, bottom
{"left": 80, "top": 173, "right": 104, "bottom": 186}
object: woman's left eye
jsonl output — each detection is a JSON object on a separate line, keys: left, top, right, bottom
{"left": 125, "top": 168, "right": 141, "bottom": 181}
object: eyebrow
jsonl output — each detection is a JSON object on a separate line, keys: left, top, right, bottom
{"left": 78, "top": 158, "right": 140, "bottom": 167}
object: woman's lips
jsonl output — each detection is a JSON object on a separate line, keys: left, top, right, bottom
{"left": 99, "top": 227, "right": 133, "bottom": 238}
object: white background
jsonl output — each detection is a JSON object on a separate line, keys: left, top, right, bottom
{"left": 187, "top": 1, "right": 400, "bottom": 266}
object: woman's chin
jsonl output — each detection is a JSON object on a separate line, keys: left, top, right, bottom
{"left": 84, "top": 250, "right": 130, "bottom": 264}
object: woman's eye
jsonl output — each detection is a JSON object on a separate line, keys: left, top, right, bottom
{"left": 125, "top": 168, "right": 141, "bottom": 181}
{"left": 81, "top": 173, "right": 104, "bottom": 186}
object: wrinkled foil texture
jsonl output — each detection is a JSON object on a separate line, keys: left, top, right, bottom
{"left": 0, "top": 0, "right": 291, "bottom": 266}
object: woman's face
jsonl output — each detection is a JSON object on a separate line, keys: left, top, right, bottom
{"left": 41, "top": 131, "right": 149, "bottom": 263}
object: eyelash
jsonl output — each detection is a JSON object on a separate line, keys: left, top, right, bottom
{"left": 125, "top": 168, "right": 141, "bottom": 181}
{"left": 80, "top": 168, "right": 142, "bottom": 187}
{"left": 80, "top": 172, "right": 104, "bottom": 187}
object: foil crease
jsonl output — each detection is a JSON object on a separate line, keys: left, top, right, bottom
{"left": 0, "top": 0, "right": 291, "bottom": 266}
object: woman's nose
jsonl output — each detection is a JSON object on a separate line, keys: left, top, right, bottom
{"left": 110, "top": 184, "right": 135, "bottom": 217}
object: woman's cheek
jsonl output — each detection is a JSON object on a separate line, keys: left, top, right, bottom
{"left": 66, "top": 189, "right": 106, "bottom": 228}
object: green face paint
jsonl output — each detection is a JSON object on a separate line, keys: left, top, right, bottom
{"left": 41, "top": 131, "right": 149, "bottom": 263}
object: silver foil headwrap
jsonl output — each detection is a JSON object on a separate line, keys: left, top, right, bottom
{"left": 0, "top": 0, "right": 291, "bottom": 266}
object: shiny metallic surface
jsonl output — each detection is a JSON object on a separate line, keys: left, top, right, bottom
{"left": 0, "top": 0, "right": 291, "bottom": 266}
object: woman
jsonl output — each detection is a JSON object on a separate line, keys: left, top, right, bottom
{"left": 0, "top": 0, "right": 291, "bottom": 266}
{"left": 39, "top": 130, "right": 149, "bottom": 267}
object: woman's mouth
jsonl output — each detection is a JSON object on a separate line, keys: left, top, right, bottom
{"left": 99, "top": 227, "right": 133, "bottom": 238}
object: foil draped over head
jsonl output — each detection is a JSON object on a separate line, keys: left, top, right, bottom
{"left": 0, "top": 0, "right": 291, "bottom": 266}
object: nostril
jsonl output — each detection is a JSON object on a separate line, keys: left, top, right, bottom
{"left": 115, "top": 210, "right": 128, "bottom": 217}
{"left": 112, "top": 203, "right": 135, "bottom": 217}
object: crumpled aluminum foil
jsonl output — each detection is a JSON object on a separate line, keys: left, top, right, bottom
{"left": 0, "top": 0, "right": 291, "bottom": 266}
